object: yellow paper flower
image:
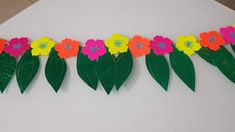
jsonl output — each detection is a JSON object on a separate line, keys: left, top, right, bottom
{"left": 31, "top": 37, "right": 56, "bottom": 56}
{"left": 105, "top": 33, "right": 129, "bottom": 54}
{"left": 233, "top": 22, "right": 235, "bottom": 27}
{"left": 175, "top": 36, "right": 201, "bottom": 56}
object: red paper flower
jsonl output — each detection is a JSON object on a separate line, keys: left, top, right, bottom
{"left": 0, "top": 39, "right": 7, "bottom": 54}
{"left": 4, "top": 37, "right": 30, "bottom": 58}
{"left": 199, "top": 31, "right": 225, "bottom": 51}
{"left": 128, "top": 35, "right": 150, "bottom": 57}
{"left": 55, "top": 38, "right": 80, "bottom": 59}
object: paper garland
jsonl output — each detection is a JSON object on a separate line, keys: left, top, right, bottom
{"left": 0, "top": 24, "right": 235, "bottom": 94}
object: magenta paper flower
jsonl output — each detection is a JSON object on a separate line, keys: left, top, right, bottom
{"left": 220, "top": 26, "right": 235, "bottom": 45}
{"left": 150, "top": 35, "right": 173, "bottom": 55}
{"left": 4, "top": 37, "right": 30, "bottom": 58}
{"left": 81, "top": 39, "right": 107, "bottom": 60}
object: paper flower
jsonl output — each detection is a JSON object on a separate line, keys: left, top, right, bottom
{"left": 199, "top": 31, "right": 225, "bottom": 51}
{"left": 220, "top": 26, "right": 235, "bottom": 45}
{"left": 128, "top": 35, "right": 150, "bottom": 57}
{"left": 4, "top": 37, "right": 30, "bottom": 58}
{"left": 55, "top": 38, "right": 80, "bottom": 59}
{"left": 0, "top": 39, "right": 7, "bottom": 54}
{"left": 150, "top": 35, "right": 173, "bottom": 55}
{"left": 175, "top": 36, "right": 201, "bottom": 56}
{"left": 31, "top": 37, "right": 56, "bottom": 56}
{"left": 105, "top": 33, "right": 129, "bottom": 54}
{"left": 233, "top": 23, "right": 235, "bottom": 27}
{"left": 81, "top": 39, "right": 107, "bottom": 60}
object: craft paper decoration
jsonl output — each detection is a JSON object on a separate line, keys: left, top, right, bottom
{"left": 4, "top": 37, "right": 30, "bottom": 58}
{"left": 0, "top": 23, "right": 235, "bottom": 94}
{"left": 128, "top": 35, "right": 150, "bottom": 57}
{"left": 175, "top": 36, "right": 201, "bottom": 56}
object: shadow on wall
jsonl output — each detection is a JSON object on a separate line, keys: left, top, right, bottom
{"left": 0, "top": 0, "right": 38, "bottom": 25}
{"left": 215, "top": 0, "right": 235, "bottom": 11}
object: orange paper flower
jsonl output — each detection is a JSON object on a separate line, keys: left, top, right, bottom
{"left": 199, "top": 31, "right": 225, "bottom": 51}
{"left": 55, "top": 38, "right": 80, "bottom": 59}
{"left": 0, "top": 39, "right": 7, "bottom": 54}
{"left": 128, "top": 35, "right": 150, "bottom": 57}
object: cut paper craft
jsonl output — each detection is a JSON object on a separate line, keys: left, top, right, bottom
{"left": 0, "top": 23, "right": 235, "bottom": 94}
{"left": 199, "top": 31, "right": 225, "bottom": 51}
{"left": 150, "top": 35, "right": 173, "bottom": 55}
{"left": 214, "top": 47, "right": 235, "bottom": 83}
{"left": 81, "top": 39, "right": 106, "bottom": 60}
{"left": 197, "top": 47, "right": 216, "bottom": 66}
{"left": 16, "top": 49, "right": 39, "bottom": 94}
{"left": 146, "top": 50, "right": 169, "bottom": 91}
{"left": 175, "top": 36, "right": 201, "bottom": 56}
{"left": 31, "top": 37, "right": 56, "bottom": 56}
{"left": 4, "top": 37, "right": 30, "bottom": 58}
{"left": 0, "top": 39, "right": 7, "bottom": 54}
{"left": 105, "top": 33, "right": 129, "bottom": 54}
{"left": 55, "top": 38, "right": 80, "bottom": 59}
{"left": 115, "top": 50, "right": 133, "bottom": 90}
{"left": 0, "top": 52, "right": 16, "bottom": 93}
{"left": 77, "top": 46, "right": 98, "bottom": 90}
{"left": 97, "top": 50, "right": 116, "bottom": 94}
{"left": 170, "top": 47, "right": 195, "bottom": 91}
{"left": 45, "top": 48, "right": 67, "bottom": 92}
{"left": 128, "top": 35, "right": 150, "bottom": 57}
{"left": 220, "top": 26, "right": 235, "bottom": 45}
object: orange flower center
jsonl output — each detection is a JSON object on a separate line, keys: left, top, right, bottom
{"left": 209, "top": 37, "right": 215, "bottom": 43}
{"left": 64, "top": 44, "right": 72, "bottom": 50}
{"left": 135, "top": 43, "right": 142, "bottom": 49}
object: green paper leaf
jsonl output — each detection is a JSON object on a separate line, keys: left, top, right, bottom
{"left": 115, "top": 50, "right": 133, "bottom": 91}
{"left": 0, "top": 52, "right": 17, "bottom": 93}
{"left": 146, "top": 51, "right": 169, "bottom": 91}
{"left": 77, "top": 47, "right": 98, "bottom": 90}
{"left": 170, "top": 47, "right": 195, "bottom": 92}
{"left": 214, "top": 47, "right": 235, "bottom": 83}
{"left": 97, "top": 51, "right": 116, "bottom": 94}
{"left": 197, "top": 47, "right": 216, "bottom": 66}
{"left": 45, "top": 49, "right": 67, "bottom": 92}
{"left": 231, "top": 44, "right": 235, "bottom": 53}
{"left": 16, "top": 49, "right": 39, "bottom": 94}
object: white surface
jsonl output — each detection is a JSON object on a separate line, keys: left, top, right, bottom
{"left": 0, "top": 0, "right": 235, "bottom": 132}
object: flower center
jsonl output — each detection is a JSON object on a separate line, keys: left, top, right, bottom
{"left": 158, "top": 43, "right": 165, "bottom": 49}
{"left": 229, "top": 32, "right": 235, "bottom": 38}
{"left": 39, "top": 43, "right": 47, "bottom": 49}
{"left": 114, "top": 40, "right": 122, "bottom": 46}
{"left": 209, "top": 37, "right": 215, "bottom": 42}
{"left": 13, "top": 43, "right": 22, "bottom": 50}
{"left": 135, "top": 43, "right": 142, "bottom": 49}
{"left": 185, "top": 41, "right": 192, "bottom": 48}
{"left": 64, "top": 44, "right": 71, "bottom": 50}
{"left": 91, "top": 45, "right": 98, "bottom": 52}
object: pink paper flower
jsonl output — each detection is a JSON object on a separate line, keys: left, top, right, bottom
{"left": 150, "top": 35, "right": 173, "bottom": 55}
{"left": 220, "top": 26, "right": 235, "bottom": 45}
{"left": 4, "top": 37, "right": 30, "bottom": 58}
{"left": 81, "top": 39, "right": 107, "bottom": 60}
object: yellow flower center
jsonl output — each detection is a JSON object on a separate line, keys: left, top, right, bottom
{"left": 114, "top": 40, "right": 122, "bottom": 46}
{"left": 39, "top": 43, "right": 48, "bottom": 49}
{"left": 185, "top": 41, "right": 192, "bottom": 48}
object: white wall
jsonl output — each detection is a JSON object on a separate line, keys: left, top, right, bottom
{"left": 0, "top": 0, "right": 235, "bottom": 132}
